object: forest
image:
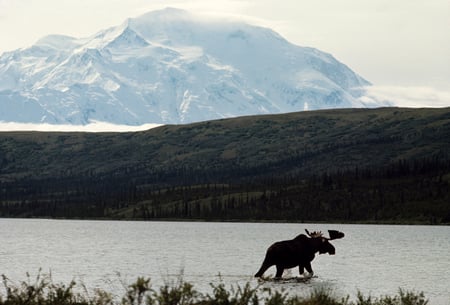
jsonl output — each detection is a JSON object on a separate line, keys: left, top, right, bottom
{"left": 0, "top": 107, "right": 449, "bottom": 224}
{"left": 0, "top": 156, "right": 449, "bottom": 223}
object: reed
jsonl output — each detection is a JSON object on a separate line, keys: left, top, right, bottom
{"left": 0, "top": 272, "right": 428, "bottom": 305}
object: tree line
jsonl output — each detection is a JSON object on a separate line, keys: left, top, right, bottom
{"left": 0, "top": 156, "right": 449, "bottom": 224}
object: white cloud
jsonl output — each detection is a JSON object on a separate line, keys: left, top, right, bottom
{"left": 359, "top": 86, "right": 450, "bottom": 108}
{"left": 0, "top": 121, "right": 162, "bottom": 132}
{"left": 1, "top": 1, "right": 449, "bottom": 93}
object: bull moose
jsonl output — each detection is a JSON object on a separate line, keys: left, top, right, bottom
{"left": 254, "top": 229, "right": 345, "bottom": 279}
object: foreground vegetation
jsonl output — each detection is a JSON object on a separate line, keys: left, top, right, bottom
{"left": 0, "top": 273, "right": 429, "bottom": 305}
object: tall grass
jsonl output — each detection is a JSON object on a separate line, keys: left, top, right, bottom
{"left": 0, "top": 272, "right": 429, "bottom": 305}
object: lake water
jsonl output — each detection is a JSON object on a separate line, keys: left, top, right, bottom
{"left": 0, "top": 219, "right": 449, "bottom": 304}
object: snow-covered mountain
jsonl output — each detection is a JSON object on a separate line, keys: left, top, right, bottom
{"left": 0, "top": 8, "right": 374, "bottom": 125}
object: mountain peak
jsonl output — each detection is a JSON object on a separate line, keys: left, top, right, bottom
{"left": 137, "top": 7, "right": 192, "bottom": 20}
{"left": 104, "top": 23, "right": 150, "bottom": 50}
{"left": 0, "top": 8, "right": 376, "bottom": 126}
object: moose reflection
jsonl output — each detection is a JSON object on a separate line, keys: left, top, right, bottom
{"left": 255, "top": 229, "right": 345, "bottom": 279}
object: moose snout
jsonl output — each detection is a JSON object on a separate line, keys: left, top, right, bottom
{"left": 319, "top": 243, "right": 336, "bottom": 255}
{"left": 326, "top": 244, "right": 336, "bottom": 255}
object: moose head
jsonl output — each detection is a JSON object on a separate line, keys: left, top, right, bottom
{"left": 304, "top": 229, "right": 345, "bottom": 255}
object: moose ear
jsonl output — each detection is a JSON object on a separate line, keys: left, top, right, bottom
{"left": 328, "top": 230, "right": 345, "bottom": 240}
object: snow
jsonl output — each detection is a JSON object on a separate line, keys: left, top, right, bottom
{"left": 0, "top": 7, "right": 375, "bottom": 126}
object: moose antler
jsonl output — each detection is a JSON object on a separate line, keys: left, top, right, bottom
{"left": 328, "top": 230, "right": 345, "bottom": 240}
{"left": 305, "top": 229, "right": 345, "bottom": 240}
{"left": 305, "top": 229, "right": 323, "bottom": 238}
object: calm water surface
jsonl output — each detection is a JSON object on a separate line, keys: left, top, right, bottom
{"left": 0, "top": 219, "right": 449, "bottom": 304}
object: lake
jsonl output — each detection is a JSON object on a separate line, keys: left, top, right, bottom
{"left": 0, "top": 219, "right": 449, "bottom": 304}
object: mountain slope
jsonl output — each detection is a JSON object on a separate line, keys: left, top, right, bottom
{"left": 0, "top": 8, "right": 373, "bottom": 125}
{"left": 1, "top": 107, "right": 449, "bottom": 222}
{"left": 1, "top": 107, "right": 449, "bottom": 181}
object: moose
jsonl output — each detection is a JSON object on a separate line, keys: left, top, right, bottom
{"left": 254, "top": 229, "right": 345, "bottom": 279}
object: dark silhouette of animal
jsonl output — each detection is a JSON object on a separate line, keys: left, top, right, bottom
{"left": 254, "top": 229, "right": 345, "bottom": 279}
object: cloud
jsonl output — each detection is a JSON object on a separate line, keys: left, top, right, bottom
{"left": 0, "top": 121, "right": 162, "bottom": 132}
{"left": 359, "top": 86, "right": 450, "bottom": 108}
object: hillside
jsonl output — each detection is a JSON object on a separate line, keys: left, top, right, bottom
{"left": 1, "top": 107, "right": 450, "bottom": 223}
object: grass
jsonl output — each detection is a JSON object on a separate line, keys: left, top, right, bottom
{"left": 2, "top": 107, "right": 450, "bottom": 180}
{"left": 0, "top": 272, "right": 430, "bottom": 305}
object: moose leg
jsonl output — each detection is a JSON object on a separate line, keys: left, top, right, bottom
{"left": 304, "top": 262, "right": 314, "bottom": 277}
{"left": 298, "top": 265, "right": 305, "bottom": 276}
{"left": 275, "top": 265, "right": 284, "bottom": 279}
{"left": 254, "top": 261, "right": 272, "bottom": 278}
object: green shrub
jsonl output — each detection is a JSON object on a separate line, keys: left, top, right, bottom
{"left": 0, "top": 273, "right": 430, "bottom": 305}
{"left": 0, "top": 272, "right": 89, "bottom": 305}
{"left": 356, "top": 289, "right": 428, "bottom": 305}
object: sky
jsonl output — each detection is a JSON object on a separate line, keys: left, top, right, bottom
{"left": 0, "top": 0, "right": 449, "bottom": 131}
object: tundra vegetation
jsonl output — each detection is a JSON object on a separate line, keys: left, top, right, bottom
{"left": 0, "top": 272, "right": 429, "bottom": 305}
{"left": 0, "top": 107, "right": 449, "bottom": 224}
